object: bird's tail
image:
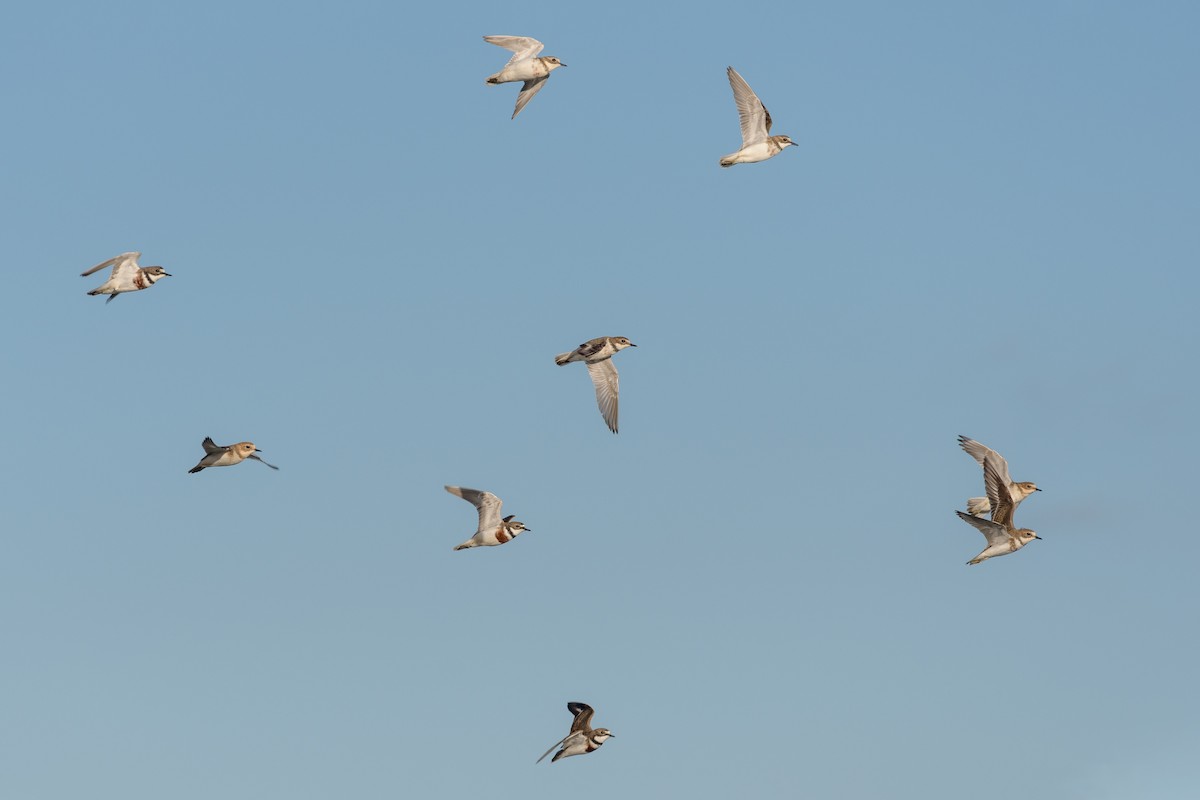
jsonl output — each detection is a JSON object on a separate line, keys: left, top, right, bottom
{"left": 188, "top": 465, "right": 205, "bottom": 474}
{"left": 554, "top": 351, "right": 574, "bottom": 365}
{"left": 453, "top": 541, "right": 472, "bottom": 551}
{"left": 719, "top": 155, "right": 736, "bottom": 168}
{"left": 965, "top": 497, "right": 990, "bottom": 517}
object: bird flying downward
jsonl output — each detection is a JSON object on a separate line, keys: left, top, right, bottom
{"left": 81, "top": 251, "right": 171, "bottom": 303}
{"left": 537, "top": 702, "right": 614, "bottom": 763}
{"left": 483, "top": 35, "right": 566, "bottom": 119}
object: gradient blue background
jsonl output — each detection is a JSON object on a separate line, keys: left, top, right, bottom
{"left": 2, "top": 1, "right": 1197, "bottom": 797}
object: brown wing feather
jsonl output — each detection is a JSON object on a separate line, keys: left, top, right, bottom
{"left": 985, "top": 458, "right": 1016, "bottom": 528}
{"left": 567, "top": 702, "right": 594, "bottom": 734}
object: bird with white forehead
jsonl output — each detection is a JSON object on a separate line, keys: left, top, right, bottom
{"left": 537, "top": 702, "right": 614, "bottom": 764}
{"left": 444, "top": 486, "right": 530, "bottom": 551}
{"left": 81, "top": 251, "right": 171, "bottom": 303}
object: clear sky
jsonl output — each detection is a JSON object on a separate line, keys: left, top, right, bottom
{"left": 2, "top": 1, "right": 1198, "bottom": 798}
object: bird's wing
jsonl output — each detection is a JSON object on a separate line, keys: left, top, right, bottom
{"left": 727, "top": 67, "right": 770, "bottom": 146}
{"left": 483, "top": 35, "right": 544, "bottom": 66}
{"left": 201, "top": 437, "right": 222, "bottom": 455}
{"left": 586, "top": 359, "right": 620, "bottom": 433}
{"left": 576, "top": 338, "right": 606, "bottom": 359}
{"left": 979, "top": 450, "right": 1017, "bottom": 520}
{"left": 194, "top": 451, "right": 222, "bottom": 469}
{"left": 108, "top": 252, "right": 143, "bottom": 286}
{"left": 512, "top": 77, "right": 548, "bottom": 119}
{"left": 985, "top": 459, "right": 1017, "bottom": 528}
{"left": 536, "top": 731, "right": 582, "bottom": 764}
{"left": 444, "top": 485, "right": 503, "bottom": 530}
{"left": 958, "top": 436, "right": 1013, "bottom": 488}
{"left": 81, "top": 251, "right": 140, "bottom": 277}
{"left": 567, "top": 702, "right": 595, "bottom": 734}
{"left": 956, "top": 510, "right": 1009, "bottom": 546}
{"left": 248, "top": 454, "right": 280, "bottom": 470}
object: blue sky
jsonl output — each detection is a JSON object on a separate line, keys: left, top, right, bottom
{"left": 2, "top": 1, "right": 1198, "bottom": 797}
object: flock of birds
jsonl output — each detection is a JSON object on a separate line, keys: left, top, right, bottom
{"left": 483, "top": 34, "right": 797, "bottom": 166}
{"left": 76, "top": 34, "right": 1047, "bottom": 765}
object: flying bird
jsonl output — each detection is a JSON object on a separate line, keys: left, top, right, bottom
{"left": 958, "top": 435, "right": 1041, "bottom": 518}
{"left": 537, "top": 702, "right": 614, "bottom": 764}
{"left": 81, "top": 251, "right": 171, "bottom": 303}
{"left": 444, "top": 485, "right": 530, "bottom": 550}
{"left": 483, "top": 35, "right": 566, "bottom": 119}
{"left": 188, "top": 438, "right": 279, "bottom": 474}
{"left": 956, "top": 456, "right": 1041, "bottom": 565}
{"left": 719, "top": 67, "right": 797, "bottom": 167}
{"left": 555, "top": 336, "right": 637, "bottom": 434}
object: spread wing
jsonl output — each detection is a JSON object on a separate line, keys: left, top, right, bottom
{"left": 958, "top": 436, "right": 1014, "bottom": 504}
{"left": 984, "top": 459, "right": 1017, "bottom": 528}
{"left": 567, "top": 702, "right": 595, "bottom": 733}
{"left": 586, "top": 359, "right": 620, "bottom": 433}
{"left": 483, "top": 35, "right": 544, "bottom": 66}
{"left": 444, "top": 485, "right": 503, "bottom": 530}
{"left": 201, "top": 437, "right": 222, "bottom": 455}
{"left": 248, "top": 454, "right": 280, "bottom": 470}
{"left": 536, "top": 731, "right": 583, "bottom": 764}
{"left": 512, "top": 77, "right": 548, "bottom": 119}
{"left": 81, "top": 251, "right": 140, "bottom": 277}
{"left": 727, "top": 67, "right": 771, "bottom": 146}
{"left": 956, "top": 510, "right": 1009, "bottom": 546}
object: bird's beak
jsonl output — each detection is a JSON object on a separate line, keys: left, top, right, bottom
{"left": 1035, "top": 487, "right": 1042, "bottom": 491}
{"left": 630, "top": 343, "right": 638, "bottom": 347}
{"left": 255, "top": 448, "right": 263, "bottom": 452}
{"left": 1034, "top": 535, "right": 1043, "bottom": 540}
{"left": 560, "top": 63, "right": 568, "bottom": 67}
{"left": 163, "top": 272, "right": 173, "bottom": 277}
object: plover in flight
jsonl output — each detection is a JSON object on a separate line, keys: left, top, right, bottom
{"left": 958, "top": 435, "right": 1040, "bottom": 518}
{"left": 719, "top": 67, "right": 797, "bottom": 167}
{"left": 956, "top": 456, "right": 1041, "bottom": 565}
{"left": 188, "top": 438, "right": 279, "bottom": 474}
{"left": 555, "top": 336, "right": 637, "bottom": 434}
{"left": 537, "top": 702, "right": 614, "bottom": 764}
{"left": 444, "top": 485, "right": 530, "bottom": 551}
{"left": 482, "top": 35, "right": 566, "bottom": 119}
{"left": 81, "top": 251, "right": 171, "bottom": 303}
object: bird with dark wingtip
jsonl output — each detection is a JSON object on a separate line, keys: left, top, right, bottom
{"left": 537, "top": 702, "right": 614, "bottom": 763}
{"left": 188, "top": 438, "right": 278, "bottom": 474}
